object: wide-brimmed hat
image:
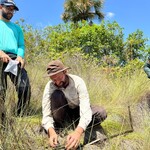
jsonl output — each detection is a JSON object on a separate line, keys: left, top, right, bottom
{"left": 46, "top": 60, "right": 70, "bottom": 77}
{"left": 0, "top": 0, "right": 19, "bottom": 11}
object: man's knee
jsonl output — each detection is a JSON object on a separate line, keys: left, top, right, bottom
{"left": 51, "top": 90, "right": 68, "bottom": 123}
{"left": 91, "top": 105, "right": 107, "bottom": 124}
{"left": 51, "top": 90, "right": 68, "bottom": 108}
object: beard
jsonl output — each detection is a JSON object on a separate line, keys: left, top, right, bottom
{"left": 54, "top": 75, "right": 69, "bottom": 88}
{"left": 55, "top": 81, "right": 65, "bottom": 88}
{"left": 2, "top": 11, "right": 13, "bottom": 20}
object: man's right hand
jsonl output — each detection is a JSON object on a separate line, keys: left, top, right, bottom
{"left": 0, "top": 50, "right": 11, "bottom": 62}
{"left": 48, "top": 127, "right": 58, "bottom": 148}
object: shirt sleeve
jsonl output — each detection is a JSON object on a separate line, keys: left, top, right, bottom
{"left": 42, "top": 81, "right": 54, "bottom": 131}
{"left": 17, "top": 26, "right": 25, "bottom": 58}
{"left": 77, "top": 78, "right": 92, "bottom": 130}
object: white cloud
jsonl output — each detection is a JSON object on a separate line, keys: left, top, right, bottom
{"left": 106, "top": 12, "right": 115, "bottom": 19}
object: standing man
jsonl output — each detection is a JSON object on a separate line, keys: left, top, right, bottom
{"left": 0, "top": 0, "right": 31, "bottom": 122}
{"left": 42, "top": 60, "right": 107, "bottom": 150}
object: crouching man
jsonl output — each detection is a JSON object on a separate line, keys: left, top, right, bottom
{"left": 42, "top": 60, "right": 107, "bottom": 149}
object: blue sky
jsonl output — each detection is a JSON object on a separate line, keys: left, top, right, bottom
{"left": 12, "top": 0, "right": 150, "bottom": 44}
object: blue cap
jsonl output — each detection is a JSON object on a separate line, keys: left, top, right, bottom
{"left": 0, "top": 0, "right": 19, "bottom": 11}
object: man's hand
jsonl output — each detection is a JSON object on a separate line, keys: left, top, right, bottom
{"left": 16, "top": 56, "right": 25, "bottom": 68}
{"left": 0, "top": 50, "right": 11, "bottom": 62}
{"left": 48, "top": 127, "right": 58, "bottom": 148}
{"left": 65, "top": 127, "right": 83, "bottom": 150}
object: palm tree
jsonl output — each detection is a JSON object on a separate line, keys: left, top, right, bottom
{"left": 61, "top": 0, "right": 104, "bottom": 24}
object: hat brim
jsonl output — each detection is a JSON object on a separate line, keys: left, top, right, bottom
{"left": 2, "top": 3, "right": 19, "bottom": 11}
{"left": 45, "top": 67, "right": 70, "bottom": 77}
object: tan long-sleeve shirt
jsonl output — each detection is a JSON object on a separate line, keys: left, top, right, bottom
{"left": 42, "top": 74, "right": 92, "bottom": 131}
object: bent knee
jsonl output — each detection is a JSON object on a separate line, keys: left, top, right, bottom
{"left": 91, "top": 105, "right": 107, "bottom": 122}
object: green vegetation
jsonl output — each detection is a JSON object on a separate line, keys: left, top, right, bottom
{"left": 0, "top": 20, "right": 150, "bottom": 149}
{"left": 17, "top": 19, "right": 149, "bottom": 66}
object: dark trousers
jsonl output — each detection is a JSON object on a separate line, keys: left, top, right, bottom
{"left": 0, "top": 53, "right": 31, "bottom": 119}
{"left": 50, "top": 89, "right": 107, "bottom": 129}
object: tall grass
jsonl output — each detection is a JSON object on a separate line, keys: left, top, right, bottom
{"left": 0, "top": 56, "right": 150, "bottom": 149}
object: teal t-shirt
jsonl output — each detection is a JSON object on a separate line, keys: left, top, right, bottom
{"left": 0, "top": 20, "right": 25, "bottom": 58}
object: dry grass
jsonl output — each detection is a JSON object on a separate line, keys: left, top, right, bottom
{"left": 0, "top": 57, "right": 150, "bottom": 150}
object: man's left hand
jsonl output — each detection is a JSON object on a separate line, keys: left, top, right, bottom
{"left": 65, "top": 130, "right": 82, "bottom": 150}
{"left": 16, "top": 56, "right": 25, "bottom": 68}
